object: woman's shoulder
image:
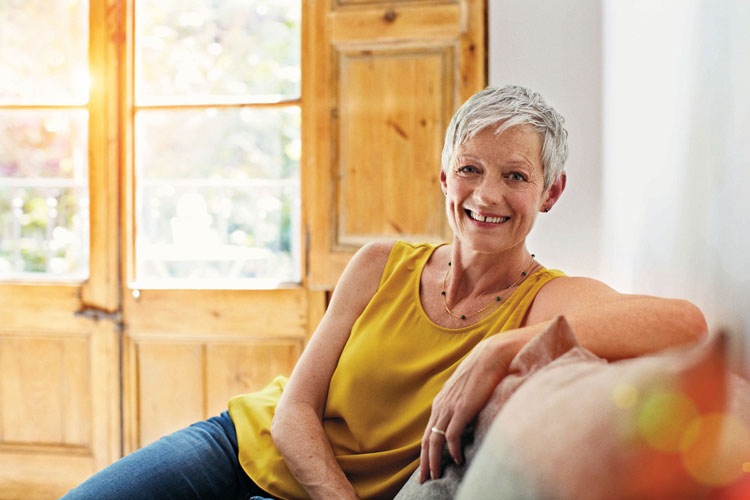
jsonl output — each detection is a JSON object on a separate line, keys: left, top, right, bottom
{"left": 351, "top": 239, "right": 399, "bottom": 273}
{"left": 536, "top": 275, "right": 618, "bottom": 297}
{"left": 525, "top": 274, "right": 621, "bottom": 325}
{"left": 345, "top": 240, "right": 446, "bottom": 287}
{"left": 340, "top": 240, "right": 399, "bottom": 291}
{"left": 356, "top": 240, "right": 441, "bottom": 266}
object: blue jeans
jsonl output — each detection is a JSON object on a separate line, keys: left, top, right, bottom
{"left": 60, "top": 412, "right": 276, "bottom": 500}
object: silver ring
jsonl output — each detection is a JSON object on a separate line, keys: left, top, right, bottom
{"left": 431, "top": 426, "right": 446, "bottom": 436}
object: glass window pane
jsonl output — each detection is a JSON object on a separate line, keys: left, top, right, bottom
{"left": 0, "top": 110, "right": 88, "bottom": 179}
{"left": 0, "top": 110, "right": 89, "bottom": 279}
{"left": 135, "top": 107, "right": 300, "bottom": 285}
{"left": 0, "top": 0, "right": 89, "bottom": 105}
{"left": 135, "top": 0, "right": 301, "bottom": 103}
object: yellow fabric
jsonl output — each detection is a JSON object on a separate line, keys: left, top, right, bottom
{"left": 228, "top": 241, "right": 565, "bottom": 500}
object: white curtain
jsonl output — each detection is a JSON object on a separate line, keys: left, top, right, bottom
{"left": 602, "top": 0, "right": 750, "bottom": 368}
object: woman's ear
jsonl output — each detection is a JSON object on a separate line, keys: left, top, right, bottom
{"left": 542, "top": 172, "right": 566, "bottom": 212}
{"left": 440, "top": 169, "right": 448, "bottom": 195}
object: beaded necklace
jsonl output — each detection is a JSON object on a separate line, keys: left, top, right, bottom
{"left": 441, "top": 254, "right": 536, "bottom": 320}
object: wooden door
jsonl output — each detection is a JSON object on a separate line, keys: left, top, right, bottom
{"left": 304, "top": 0, "right": 486, "bottom": 288}
{"left": 0, "top": 2, "right": 121, "bottom": 498}
{"left": 117, "top": 0, "right": 326, "bottom": 455}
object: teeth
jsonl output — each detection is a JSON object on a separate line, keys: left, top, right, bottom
{"left": 468, "top": 210, "right": 508, "bottom": 224}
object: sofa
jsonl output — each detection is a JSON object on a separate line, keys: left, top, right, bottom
{"left": 395, "top": 317, "right": 750, "bottom": 500}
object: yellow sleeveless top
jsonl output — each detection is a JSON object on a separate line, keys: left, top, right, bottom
{"left": 228, "top": 241, "right": 565, "bottom": 500}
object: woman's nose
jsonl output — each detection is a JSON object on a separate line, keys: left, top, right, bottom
{"left": 473, "top": 177, "right": 504, "bottom": 205}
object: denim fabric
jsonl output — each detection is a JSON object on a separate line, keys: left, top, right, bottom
{"left": 60, "top": 412, "right": 276, "bottom": 500}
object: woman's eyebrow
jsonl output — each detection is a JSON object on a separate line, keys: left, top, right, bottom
{"left": 454, "top": 156, "right": 486, "bottom": 168}
{"left": 504, "top": 160, "right": 532, "bottom": 167}
{"left": 456, "top": 154, "right": 535, "bottom": 169}
{"left": 501, "top": 157, "right": 537, "bottom": 168}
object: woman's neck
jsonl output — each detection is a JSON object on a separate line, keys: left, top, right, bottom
{"left": 442, "top": 240, "right": 536, "bottom": 302}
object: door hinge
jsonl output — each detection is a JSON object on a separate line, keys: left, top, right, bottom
{"left": 75, "top": 306, "right": 123, "bottom": 325}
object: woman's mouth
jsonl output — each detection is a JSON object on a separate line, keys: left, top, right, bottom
{"left": 465, "top": 209, "right": 510, "bottom": 224}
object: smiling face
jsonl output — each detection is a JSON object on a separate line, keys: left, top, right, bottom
{"left": 440, "top": 124, "right": 564, "bottom": 254}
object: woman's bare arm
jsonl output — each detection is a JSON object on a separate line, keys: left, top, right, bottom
{"left": 420, "top": 276, "right": 708, "bottom": 482}
{"left": 523, "top": 276, "right": 707, "bottom": 357}
{"left": 271, "top": 241, "right": 394, "bottom": 500}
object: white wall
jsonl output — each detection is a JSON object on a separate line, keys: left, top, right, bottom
{"left": 600, "top": 0, "right": 750, "bottom": 368}
{"left": 488, "top": 0, "right": 603, "bottom": 278}
{"left": 489, "top": 0, "right": 750, "bottom": 370}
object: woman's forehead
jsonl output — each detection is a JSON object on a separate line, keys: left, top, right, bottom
{"left": 458, "top": 125, "right": 543, "bottom": 161}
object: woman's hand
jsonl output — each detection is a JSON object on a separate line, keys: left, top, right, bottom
{"left": 418, "top": 335, "right": 518, "bottom": 482}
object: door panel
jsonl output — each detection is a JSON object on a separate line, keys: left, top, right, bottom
{"left": 0, "top": 335, "right": 90, "bottom": 446}
{"left": 121, "top": 288, "right": 314, "bottom": 454}
{"left": 122, "top": 289, "right": 307, "bottom": 337}
{"left": 329, "top": 3, "right": 461, "bottom": 42}
{"left": 335, "top": 43, "right": 453, "bottom": 248}
{"left": 134, "top": 342, "right": 205, "bottom": 447}
{"left": 204, "top": 342, "right": 302, "bottom": 414}
{"left": 305, "top": 0, "right": 486, "bottom": 288}
{"left": 125, "top": 338, "right": 303, "bottom": 450}
{"left": 0, "top": 287, "right": 120, "bottom": 498}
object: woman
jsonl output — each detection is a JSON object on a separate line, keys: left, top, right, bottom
{"left": 61, "top": 85, "right": 706, "bottom": 500}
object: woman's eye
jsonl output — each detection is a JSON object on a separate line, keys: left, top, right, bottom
{"left": 508, "top": 172, "right": 527, "bottom": 182}
{"left": 458, "top": 165, "right": 480, "bottom": 174}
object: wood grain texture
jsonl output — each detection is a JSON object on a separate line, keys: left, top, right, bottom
{"left": 305, "top": 0, "right": 486, "bottom": 288}
{"left": 0, "top": 322, "right": 119, "bottom": 497}
{"left": 135, "top": 342, "right": 205, "bottom": 447}
{"left": 204, "top": 342, "right": 301, "bottom": 415}
{"left": 81, "top": 0, "right": 123, "bottom": 313}
{"left": 0, "top": 285, "right": 90, "bottom": 332}
{"left": 0, "top": 335, "right": 91, "bottom": 447}
{"left": 330, "top": 4, "right": 460, "bottom": 42}
{"left": 336, "top": 0, "right": 448, "bottom": 7}
{"left": 121, "top": 286, "right": 311, "bottom": 454}
{"left": 0, "top": 452, "right": 95, "bottom": 500}
{"left": 335, "top": 43, "right": 451, "bottom": 246}
{"left": 123, "top": 288, "right": 307, "bottom": 338}
{"left": 125, "top": 338, "right": 303, "bottom": 452}
{"left": 306, "top": 289, "right": 327, "bottom": 341}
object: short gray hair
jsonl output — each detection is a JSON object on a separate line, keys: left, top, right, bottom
{"left": 440, "top": 85, "right": 568, "bottom": 189}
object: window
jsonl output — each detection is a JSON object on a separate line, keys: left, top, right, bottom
{"left": 0, "top": 0, "right": 90, "bottom": 279}
{"left": 133, "top": 0, "right": 301, "bottom": 287}
{"left": 0, "top": 0, "right": 302, "bottom": 287}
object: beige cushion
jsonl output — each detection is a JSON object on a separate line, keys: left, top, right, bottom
{"left": 455, "top": 317, "right": 750, "bottom": 500}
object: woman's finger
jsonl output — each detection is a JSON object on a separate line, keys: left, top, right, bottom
{"left": 427, "top": 422, "right": 447, "bottom": 480}
{"left": 418, "top": 419, "right": 433, "bottom": 483}
{"left": 419, "top": 410, "right": 441, "bottom": 482}
{"left": 419, "top": 409, "right": 451, "bottom": 482}
{"left": 444, "top": 409, "right": 468, "bottom": 466}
